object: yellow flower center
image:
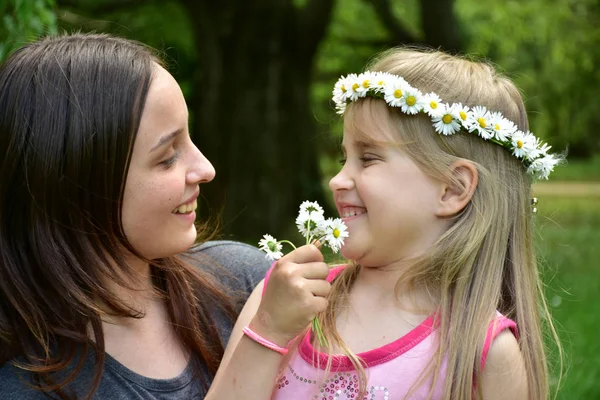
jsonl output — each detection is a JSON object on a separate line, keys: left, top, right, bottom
{"left": 459, "top": 111, "right": 467, "bottom": 121}
{"left": 394, "top": 89, "right": 403, "bottom": 98}
{"left": 430, "top": 101, "right": 438, "bottom": 109}
{"left": 362, "top": 80, "right": 370, "bottom": 88}
{"left": 442, "top": 114, "right": 453, "bottom": 124}
{"left": 352, "top": 83, "right": 360, "bottom": 91}
{"left": 378, "top": 80, "right": 384, "bottom": 86}
{"left": 477, "top": 117, "right": 487, "bottom": 128}
{"left": 494, "top": 124, "right": 501, "bottom": 131}
{"left": 406, "top": 96, "right": 416, "bottom": 106}
{"left": 341, "top": 85, "right": 347, "bottom": 93}
{"left": 333, "top": 228, "right": 340, "bottom": 238}
{"left": 517, "top": 140, "right": 524, "bottom": 148}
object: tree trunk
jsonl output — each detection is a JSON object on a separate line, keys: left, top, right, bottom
{"left": 181, "top": 0, "right": 335, "bottom": 242}
{"left": 370, "top": 0, "right": 462, "bottom": 52}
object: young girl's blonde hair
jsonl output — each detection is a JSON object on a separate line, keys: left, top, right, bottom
{"left": 312, "top": 47, "right": 562, "bottom": 399}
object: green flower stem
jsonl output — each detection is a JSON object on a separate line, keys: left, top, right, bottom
{"left": 303, "top": 232, "right": 327, "bottom": 346}
{"left": 278, "top": 240, "right": 297, "bottom": 250}
{"left": 312, "top": 317, "right": 328, "bottom": 347}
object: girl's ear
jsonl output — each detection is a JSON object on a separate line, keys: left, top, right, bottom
{"left": 436, "top": 159, "right": 478, "bottom": 218}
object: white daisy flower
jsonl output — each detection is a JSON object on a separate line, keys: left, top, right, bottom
{"left": 383, "top": 77, "right": 409, "bottom": 107}
{"left": 296, "top": 211, "right": 325, "bottom": 237}
{"left": 258, "top": 234, "right": 283, "bottom": 261}
{"left": 527, "top": 154, "right": 561, "bottom": 180}
{"left": 468, "top": 106, "right": 494, "bottom": 139}
{"left": 450, "top": 103, "right": 471, "bottom": 130}
{"left": 355, "top": 72, "right": 375, "bottom": 97}
{"left": 488, "top": 112, "right": 517, "bottom": 142}
{"left": 321, "top": 218, "right": 349, "bottom": 253}
{"left": 344, "top": 73, "right": 362, "bottom": 102}
{"left": 399, "top": 87, "right": 425, "bottom": 115}
{"left": 371, "top": 71, "right": 395, "bottom": 93}
{"left": 332, "top": 76, "right": 349, "bottom": 104}
{"left": 528, "top": 138, "right": 552, "bottom": 160}
{"left": 335, "top": 102, "right": 347, "bottom": 115}
{"left": 432, "top": 104, "right": 461, "bottom": 135}
{"left": 299, "top": 200, "right": 324, "bottom": 216}
{"left": 423, "top": 93, "right": 444, "bottom": 117}
{"left": 510, "top": 130, "right": 537, "bottom": 159}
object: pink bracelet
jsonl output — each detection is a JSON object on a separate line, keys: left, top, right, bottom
{"left": 242, "top": 326, "right": 288, "bottom": 355}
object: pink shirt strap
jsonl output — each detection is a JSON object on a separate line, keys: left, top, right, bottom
{"left": 481, "top": 315, "right": 518, "bottom": 370}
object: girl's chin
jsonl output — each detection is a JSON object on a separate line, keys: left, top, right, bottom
{"left": 339, "top": 245, "right": 360, "bottom": 263}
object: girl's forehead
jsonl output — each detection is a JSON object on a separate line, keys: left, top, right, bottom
{"left": 343, "top": 100, "right": 399, "bottom": 144}
{"left": 340, "top": 129, "right": 394, "bottom": 153}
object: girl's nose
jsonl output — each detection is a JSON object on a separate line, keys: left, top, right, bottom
{"left": 329, "top": 167, "right": 354, "bottom": 192}
{"left": 187, "top": 145, "right": 216, "bottom": 184}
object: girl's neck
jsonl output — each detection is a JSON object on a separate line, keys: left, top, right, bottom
{"left": 354, "top": 263, "right": 437, "bottom": 314}
{"left": 100, "top": 255, "right": 162, "bottom": 328}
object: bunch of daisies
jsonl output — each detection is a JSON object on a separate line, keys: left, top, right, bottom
{"left": 258, "top": 201, "right": 349, "bottom": 347}
{"left": 258, "top": 200, "right": 349, "bottom": 261}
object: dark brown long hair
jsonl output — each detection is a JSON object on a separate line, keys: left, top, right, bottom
{"left": 0, "top": 33, "right": 237, "bottom": 399}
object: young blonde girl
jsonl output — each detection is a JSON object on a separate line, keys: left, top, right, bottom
{"left": 219, "top": 47, "right": 564, "bottom": 400}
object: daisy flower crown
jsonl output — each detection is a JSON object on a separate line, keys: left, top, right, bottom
{"left": 332, "top": 71, "right": 563, "bottom": 180}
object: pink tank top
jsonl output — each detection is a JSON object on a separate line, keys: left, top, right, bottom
{"left": 263, "top": 265, "right": 517, "bottom": 399}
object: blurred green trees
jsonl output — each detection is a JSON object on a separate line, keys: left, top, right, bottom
{"left": 1, "top": 0, "right": 57, "bottom": 60}
{"left": 2, "top": 0, "right": 599, "bottom": 239}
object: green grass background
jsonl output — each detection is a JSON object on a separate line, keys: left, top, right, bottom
{"left": 537, "top": 193, "right": 600, "bottom": 399}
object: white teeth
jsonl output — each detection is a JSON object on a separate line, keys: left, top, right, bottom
{"left": 173, "top": 199, "right": 198, "bottom": 214}
{"left": 341, "top": 206, "right": 366, "bottom": 218}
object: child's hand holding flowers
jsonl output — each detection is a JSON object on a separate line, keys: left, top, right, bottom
{"left": 258, "top": 201, "right": 349, "bottom": 346}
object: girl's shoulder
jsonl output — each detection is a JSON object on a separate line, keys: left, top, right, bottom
{"left": 480, "top": 315, "right": 527, "bottom": 397}
{"left": 0, "top": 362, "right": 54, "bottom": 399}
{"left": 186, "top": 240, "right": 272, "bottom": 294}
{"left": 481, "top": 312, "right": 518, "bottom": 370}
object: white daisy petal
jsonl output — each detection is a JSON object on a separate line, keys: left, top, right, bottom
{"left": 399, "top": 87, "right": 425, "bottom": 115}
{"left": 450, "top": 103, "right": 471, "bottom": 129}
{"left": 383, "top": 78, "right": 408, "bottom": 107}
{"left": 432, "top": 104, "right": 461, "bottom": 135}
{"left": 423, "top": 92, "right": 444, "bottom": 117}
{"left": 299, "top": 201, "right": 323, "bottom": 216}
{"left": 488, "top": 112, "right": 517, "bottom": 142}
{"left": 527, "top": 154, "right": 561, "bottom": 180}
{"left": 468, "top": 106, "right": 494, "bottom": 139}
{"left": 258, "top": 234, "right": 283, "bottom": 260}
{"left": 356, "top": 72, "right": 375, "bottom": 97}
{"left": 322, "top": 218, "right": 349, "bottom": 253}
{"left": 296, "top": 211, "right": 325, "bottom": 237}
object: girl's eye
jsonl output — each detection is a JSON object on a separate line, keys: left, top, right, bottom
{"left": 360, "top": 156, "right": 378, "bottom": 164}
{"left": 339, "top": 158, "right": 347, "bottom": 166}
{"left": 160, "top": 151, "right": 180, "bottom": 168}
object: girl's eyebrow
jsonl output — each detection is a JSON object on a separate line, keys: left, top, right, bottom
{"left": 340, "top": 140, "right": 384, "bottom": 154}
{"left": 150, "top": 128, "right": 184, "bottom": 153}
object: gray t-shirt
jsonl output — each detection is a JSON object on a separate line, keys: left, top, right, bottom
{"left": 0, "top": 241, "right": 271, "bottom": 399}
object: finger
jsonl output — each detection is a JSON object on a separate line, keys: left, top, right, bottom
{"left": 311, "top": 297, "right": 329, "bottom": 314}
{"left": 303, "top": 279, "right": 331, "bottom": 298}
{"left": 297, "top": 262, "right": 329, "bottom": 280}
{"left": 281, "top": 244, "right": 323, "bottom": 265}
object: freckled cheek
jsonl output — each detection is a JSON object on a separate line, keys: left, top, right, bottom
{"left": 124, "top": 177, "right": 179, "bottom": 217}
